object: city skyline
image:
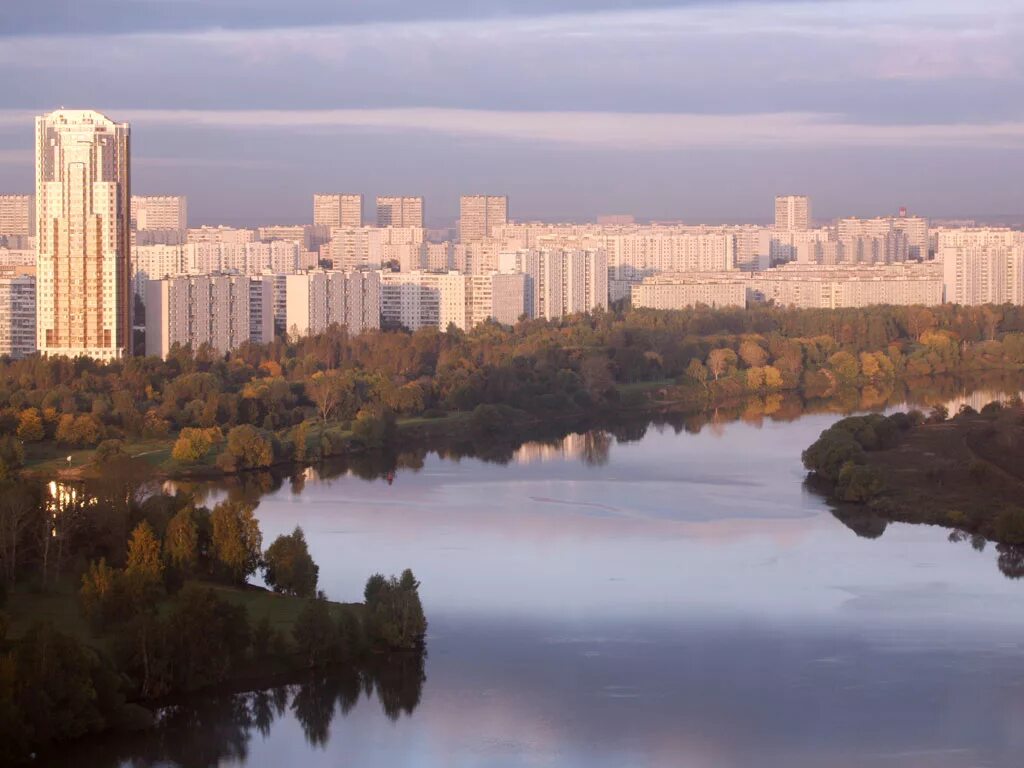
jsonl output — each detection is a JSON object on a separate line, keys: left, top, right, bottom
{"left": 0, "top": 1, "right": 1022, "bottom": 224}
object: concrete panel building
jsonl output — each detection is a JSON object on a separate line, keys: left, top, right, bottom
{"left": 36, "top": 109, "right": 132, "bottom": 360}
{"left": 0, "top": 274, "right": 37, "bottom": 358}
{"left": 631, "top": 276, "right": 746, "bottom": 310}
{"left": 145, "top": 274, "right": 273, "bottom": 357}
{"left": 0, "top": 195, "right": 34, "bottom": 237}
{"left": 132, "top": 195, "right": 187, "bottom": 232}
{"left": 460, "top": 195, "right": 508, "bottom": 242}
{"left": 283, "top": 269, "right": 381, "bottom": 337}
{"left": 774, "top": 195, "right": 811, "bottom": 230}
{"left": 313, "top": 193, "right": 362, "bottom": 228}
{"left": 939, "top": 229, "right": 1024, "bottom": 305}
{"left": 499, "top": 248, "right": 609, "bottom": 320}
{"left": 376, "top": 196, "right": 424, "bottom": 228}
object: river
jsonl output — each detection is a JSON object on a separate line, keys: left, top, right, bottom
{"left": 50, "top": 388, "right": 1024, "bottom": 768}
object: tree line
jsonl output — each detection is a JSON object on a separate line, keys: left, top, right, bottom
{"left": 1, "top": 304, "right": 1024, "bottom": 474}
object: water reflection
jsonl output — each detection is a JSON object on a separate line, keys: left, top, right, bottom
{"left": 44, "top": 653, "right": 425, "bottom": 767}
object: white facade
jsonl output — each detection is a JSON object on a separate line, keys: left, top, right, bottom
{"left": 36, "top": 109, "right": 131, "bottom": 360}
{"left": 145, "top": 274, "right": 273, "bottom": 357}
{"left": 283, "top": 270, "right": 381, "bottom": 337}
{"left": 631, "top": 277, "right": 746, "bottom": 310}
{"left": 939, "top": 229, "right": 1024, "bottom": 306}
{"left": 499, "top": 248, "right": 609, "bottom": 320}
{"left": 313, "top": 193, "right": 362, "bottom": 228}
{"left": 460, "top": 195, "right": 508, "bottom": 242}
{"left": 132, "top": 195, "right": 187, "bottom": 232}
{"left": 0, "top": 274, "right": 37, "bottom": 358}
{"left": 0, "top": 195, "right": 34, "bottom": 237}
{"left": 376, "top": 196, "right": 424, "bottom": 228}
{"left": 775, "top": 195, "right": 811, "bottom": 230}
{"left": 186, "top": 225, "right": 257, "bottom": 245}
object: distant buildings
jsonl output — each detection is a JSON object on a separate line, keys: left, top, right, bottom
{"left": 376, "top": 196, "right": 424, "bottom": 228}
{"left": 0, "top": 275, "right": 36, "bottom": 358}
{"left": 36, "top": 109, "right": 132, "bottom": 360}
{"left": 938, "top": 229, "right": 1024, "bottom": 306}
{"left": 313, "top": 193, "right": 363, "bottom": 228}
{"left": 283, "top": 270, "right": 381, "bottom": 337}
{"left": 460, "top": 195, "right": 508, "bottom": 242}
{"left": 0, "top": 195, "right": 34, "bottom": 240}
{"left": 132, "top": 195, "right": 187, "bottom": 232}
{"left": 499, "top": 248, "right": 608, "bottom": 320}
{"left": 775, "top": 195, "right": 811, "bottom": 231}
{"left": 631, "top": 263, "right": 943, "bottom": 310}
{"left": 145, "top": 274, "right": 274, "bottom": 357}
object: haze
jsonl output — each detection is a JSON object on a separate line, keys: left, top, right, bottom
{"left": 1, "top": 0, "right": 1022, "bottom": 225}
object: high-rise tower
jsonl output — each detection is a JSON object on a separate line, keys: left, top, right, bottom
{"left": 36, "top": 109, "right": 131, "bottom": 359}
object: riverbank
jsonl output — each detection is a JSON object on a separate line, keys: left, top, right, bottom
{"left": 804, "top": 401, "right": 1024, "bottom": 544}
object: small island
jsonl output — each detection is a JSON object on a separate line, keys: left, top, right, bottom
{"left": 802, "top": 399, "right": 1024, "bottom": 553}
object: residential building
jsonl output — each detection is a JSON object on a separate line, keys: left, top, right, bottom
{"left": 0, "top": 195, "right": 33, "bottom": 237}
{"left": 499, "top": 248, "right": 609, "bottom": 319}
{"left": 36, "top": 109, "right": 131, "bottom": 360}
{"left": 313, "top": 193, "right": 362, "bottom": 228}
{"left": 145, "top": 274, "right": 273, "bottom": 357}
{"left": 460, "top": 195, "right": 508, "bottom": 242}
{"left": 631, "top": 276, "right": 746, "bottom": 310}
{"left": 376, "top": 196, "right": 424, "bottom": 228}
{"left": 132, "top": 195, "right": 187, "bottom": 232}
{"left": 0, "top": 274, "right": 37, "bottom": 358}
{"left": 282, "top": 269, "right": 381, "bottom": 337}
{"left": 939, "top": 229, "right": 1024, "bottom": 305}
{"left": 774, "top": 195, "right": 811, "bottom": 230}
{"left": 186, "top": 225, "right": 257, "bottom": 245}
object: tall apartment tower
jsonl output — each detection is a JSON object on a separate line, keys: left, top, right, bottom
{"left": 376, "top": 196, "right": 424, "bottom": 228}
{"left": 0, "top": 195, "right": 34, "bottom": 237}
{"left": 313, "top": 193, "right": 362, "bottom": 228}
{"left": 460, "top": 195, "right": 508, "bottom": 242}
{"left": 36, "top": 109, "right": 132, "bottom": 360}
{"left": 132, "top": 195, "right": 187, "bottom": 231}
{"left": 774, "top": 195, "right": 811, "bottom": 230}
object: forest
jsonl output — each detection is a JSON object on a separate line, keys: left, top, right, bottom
{"left": 1, "top": 303, "right": 1024, "bottom": 477}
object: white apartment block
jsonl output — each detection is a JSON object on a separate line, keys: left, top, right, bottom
{"left": 0, "top": 195, "right": 34, "bottom": 237}
{"left": 132, "top": 244, "right": 185, "bottom": 297}
{"left": 380, "top": 270, "right": 525, "bottom": 331}
{"left": 460, "top": 195, "right": 508, "bottom": 242}
{"left": 376, "top": 196, "right": 424, "bottom": 228}
{"left": 939, "top": 229, "right": 1024, "bottom": 306}
{"left": 182, "top": 241, "right": 303, "bottom": 275}
{"left": 36, "top": 109, "right": 132, "bottom": 360}
{"left": 258, "top": 224, "right": 330, "bottom": 253}
{"left": 186, "top": 225, "right": 257, "bottom": 245}
{"left": 313, "top": 193, "right": 362, "bottom": 229}
{"left": 283, "top": 269, "right": 381, "bottom": 338}
{"left": 132, "top": 195, "right": 187, "bottom": 232}
{"left": 499, "top": 248, "right": 609, "bottom": 320}
{"left": 145, "top": 274, "right": 273, "bottom": 358}
{"left": 775, "top": 195, "right": 811, "bottom": 230}
{"left": 0, "top": 248, "right": 36, "bottom": 268}
{"left": 631, "top": 276, "right": 746, "bottom": 310}
{"left": 0, "top": 274, "right": 37, "bottom": 358}
{"left": 747, "top": 264, "right": 943, "bottom": 309}
{"left": 326, "top": 226, "right": 425, "bottom": 270}
{"left": 426, "top": 241, "right": 454, "bottom": 271}
{"left": 770, "top": 228, "right": 832, "bottom": 264}
{"left": 839, "top": 215, "right": 929, "bottom": 260}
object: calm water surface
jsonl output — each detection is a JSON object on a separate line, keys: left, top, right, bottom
{"left": 62, "top": 396, "right": 1024, "bottom": 768}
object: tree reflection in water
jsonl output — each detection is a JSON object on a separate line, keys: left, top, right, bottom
{"left": 43, "top": 652, "right": 425, "bottom": 767}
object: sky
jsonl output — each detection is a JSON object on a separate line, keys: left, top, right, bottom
{"left": 0, "top": 0, "right": 1022, "bottom": 226}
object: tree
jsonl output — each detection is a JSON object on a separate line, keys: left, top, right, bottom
{"left": 684, "top": 358, "right": 708, "bottom": 389}
{"left": 0, "top": 482, "right": 37, "bottom": 587}
{"left": 351, "top": 406, "right": 396, "bottom": 449}
{"left": 80, "top": 558, "right": 120, "bottom": 629}
{"left": 16, "top": 408, "right": 44, "bottom": 442}
{"left": 263, "top": 526, "right": 319, "bottom": 598}
{"left": 172, "top": 427, "right": 220, "bottom": 464}
{"left": 738, "top": 339, "right": 768, "bottom": 368}
{"left": 222, "top": 424, "right": 275, "bottom": 470}
{"left": 124, "top": 521, "right": 164, "bottom": 605}
{"left": 307, "top": 370, "right": 345, "bottom": 425}
{"left": 293, "top": 597, "right": 338, "bottom": 667}
{"left": 706, "top": 348, "right": 737, "bottom": 381}
{"left": 164, "top": 506, "right": 200, "bottom": 572}
{"left": 0, "top": 436, "right": 23, "bottom": 481}
{"left": 363, "top": 570, "right": 427, "bottom": 651}
{"left": 210, "top": 501, "right": 262, "bottom": 582}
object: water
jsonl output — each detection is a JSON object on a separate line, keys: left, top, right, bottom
{"left": 57, "top": 395, "right": 1024, "bottom": 767}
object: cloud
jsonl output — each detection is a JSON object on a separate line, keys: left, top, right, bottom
{"left": 72, "top": 108, "right": 1024, "bottom": 150}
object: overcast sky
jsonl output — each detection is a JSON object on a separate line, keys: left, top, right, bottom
{"left": 1, "top": 0, "right": 1022, "bottom": 226}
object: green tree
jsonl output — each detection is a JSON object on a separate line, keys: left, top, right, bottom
{"left": 222, "top": 424, "right": 275, "bottom": 470}
{"left": 263, "top": 526, "right": 319, "bottom": 598}
{"left": 293, "top": 596, "right": 339, "bottom": 667}
{"left": 351, "top": 406, "right": 396, "bottom": 449}
{"left": 210, "top": 501, "right": 262, "bottom": 582}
